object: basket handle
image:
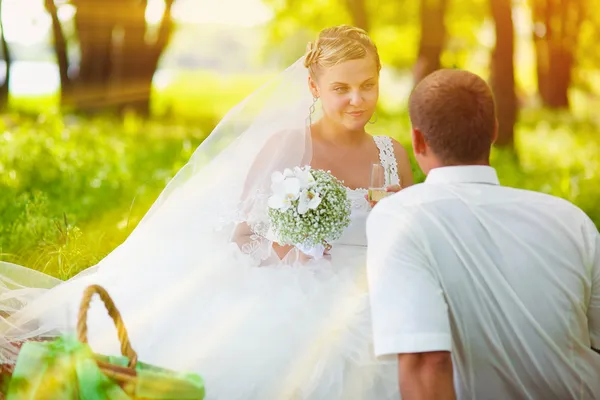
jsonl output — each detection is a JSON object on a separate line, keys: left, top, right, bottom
{"left": 77, "top": 285, "right": 138, "bottom": 369}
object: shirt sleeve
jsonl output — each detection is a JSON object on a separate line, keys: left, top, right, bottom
{"left": 586, "top": 219, "right": 600, "bottom": 349}
{"left": 366, "top": 201, "right": 452, "bottom": 357}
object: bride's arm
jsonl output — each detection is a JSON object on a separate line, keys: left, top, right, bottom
{"left": 230, "top": 221, "right": 296, "bottom": 260}
{"left": 230, "top": 130, "right": 311, "bottom": 262}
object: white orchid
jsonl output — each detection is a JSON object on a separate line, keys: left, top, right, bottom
{"left": 268, "top": 176, "right": 301, "bottom": 212}
{"left": 297, "top": 188, "right": 322, "bottom": 215}
{"left": 294, "top": 166, "right": 316, "bottom": 190}
{"left": 283, "top": 168, "right": 295, "bottom": 177}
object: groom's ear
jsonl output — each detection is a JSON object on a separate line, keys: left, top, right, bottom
{"left": 411, "top": 128, "right": 427, "bottom": 155}
{"left": 491, "top": 118, "right": 499, "bottom": 144}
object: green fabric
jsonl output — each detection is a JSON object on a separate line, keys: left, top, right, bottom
{"left": 5, "top": 336, "right": 204, "bottom": 400}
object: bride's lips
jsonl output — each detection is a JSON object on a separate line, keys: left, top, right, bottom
{"left": 346, "top": 111, "right": 365, "bottom": 117}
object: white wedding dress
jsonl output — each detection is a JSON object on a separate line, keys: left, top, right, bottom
{"left": 1, "top": 54, "right": 402, "bottom": 398}
{"left": 138, "top": 135, "right": 401, "bottom": 399}
{"left": 1, "top": 135, "right": 401, "bottom": 399}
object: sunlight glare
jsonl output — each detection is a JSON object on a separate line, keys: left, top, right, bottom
{"left": 172, "top": 0, "right": 273, "bottom": 26}
{"left": 2, "top": 0, "right": 49, "bottom": 46}
{"left": 57, "top": 4, "right": 76, "bottom": 22}
{"left": 146, "top": 0, "right": 166, "bottom": 25}
{"left": 1, "top": 0, "right": 273, "bottom": 47}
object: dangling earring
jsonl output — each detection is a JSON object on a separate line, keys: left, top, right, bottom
{"left": 308, "top": 96, "right": 318, "bottom": 125}
{"left": 368, "top": 112, "right": 378, "bottom": 124}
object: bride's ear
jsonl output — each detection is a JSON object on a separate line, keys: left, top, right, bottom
{"left": 308, "top": 76, "right": 319, "bottom": 98}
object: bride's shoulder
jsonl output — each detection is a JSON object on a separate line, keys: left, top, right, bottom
{"left": 373, "top": 135, "right": 409, "bottom": 159}
{"left": 373, "top": 135, "right": 414, "bottom": 187}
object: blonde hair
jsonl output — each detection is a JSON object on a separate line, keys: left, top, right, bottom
{"left": 304, "top": 25, "right": 381, "bottom": 78}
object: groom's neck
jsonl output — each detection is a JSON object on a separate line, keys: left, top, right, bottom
{"left": 447, "top": 160, "right": 491, "bottom": 167}
{"left": 426, "top": 159, "right": 491, "bottom": 173}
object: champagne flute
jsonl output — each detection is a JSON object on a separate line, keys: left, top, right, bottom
{"left": 368, "top": 163, "right": 389, "bottom": 202}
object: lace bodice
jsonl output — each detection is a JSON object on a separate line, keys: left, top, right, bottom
{"left": 240, "top": 135, "right": 400, "bottom": 262}
{"left": 332, "top": 136, "right": 400, "bottom": 248}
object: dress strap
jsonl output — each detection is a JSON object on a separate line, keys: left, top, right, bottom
{"left": 373, "top": 136, "right": 400, "bottom": 186}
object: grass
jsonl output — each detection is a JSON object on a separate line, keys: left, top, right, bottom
{"left": 0, "top": 111, "right": 206, "bottom": 279}
{"left": 1, "top": 71, "right": 599, "bottom": 280}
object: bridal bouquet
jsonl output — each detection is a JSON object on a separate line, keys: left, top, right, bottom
{"left": 267, "top": 166, "right": 351, "bottom": 259}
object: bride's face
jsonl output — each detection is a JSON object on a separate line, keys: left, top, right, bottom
{"left": 312, "top": 56, "right": 379, "bottom": 131}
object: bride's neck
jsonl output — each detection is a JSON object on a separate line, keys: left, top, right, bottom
{"left": 314, "top": 118, "right": 366, "bottom": 146}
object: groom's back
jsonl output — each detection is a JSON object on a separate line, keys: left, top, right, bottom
{"left": 371, "top": 68, "right": 600, "bottom": 398}
{"left": 395, "top": 180, "right": 600, "bottom": 398}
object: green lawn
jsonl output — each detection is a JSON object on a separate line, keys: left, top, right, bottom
{"left": 1, "top": 71, "right": 599, "bottom": 279}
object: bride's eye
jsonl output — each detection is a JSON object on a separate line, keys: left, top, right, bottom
{"left": 333, "top": 86, "right": 348, "bottom": 93}
{"left": 362, "top": 83, "right": 375, "bottom": 90}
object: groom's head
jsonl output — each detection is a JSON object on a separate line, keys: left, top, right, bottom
{"left": 408, "top": 69, "right": 498, "bottom": 174}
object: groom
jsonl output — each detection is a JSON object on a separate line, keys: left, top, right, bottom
{"left": 366, "top": 69, "right": 600, "bottom": 399}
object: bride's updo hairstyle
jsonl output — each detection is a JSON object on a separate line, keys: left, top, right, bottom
{"left": 303, "top": 25, "right": 382, "bottom": 79}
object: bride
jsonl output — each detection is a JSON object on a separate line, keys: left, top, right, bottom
{"left": 1, "top": 25, "right": 414, "bottom": 399}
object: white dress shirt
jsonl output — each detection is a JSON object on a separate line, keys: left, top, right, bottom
{"left": 366, "top": 165, "right": 600, "bottom": 399}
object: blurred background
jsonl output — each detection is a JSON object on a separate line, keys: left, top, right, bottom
{"left": 0, "top": 0, "right": 598, "bottom": 279}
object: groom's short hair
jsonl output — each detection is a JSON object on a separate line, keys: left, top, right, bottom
{"left": 408, "top": 69, "right": 496, "bottom": 164}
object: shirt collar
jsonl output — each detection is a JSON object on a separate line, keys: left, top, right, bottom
{"left": 425, "top": 165, "right": 500, "bottom": 185}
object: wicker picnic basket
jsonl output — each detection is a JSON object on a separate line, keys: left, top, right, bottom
{"left": 0, "top": 284, "right": 204, "bottom": 399}
{"left": 77, "top": 284, "right": 139, "bottom": 389}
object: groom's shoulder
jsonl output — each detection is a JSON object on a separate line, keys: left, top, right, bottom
{"left": 506, "top": 185, "right": 592, "bottom": 219}
{"left": 387, "top": 182, "right": 586, "bottom": 216}
{"left": 502, "top": 184, "right": 582, "bottom": 208}
{"left": 370, "top": 184, "right": 453, "bottom": 222}
{"left": 384, "top": 183, "right": 454, "bottom": 206}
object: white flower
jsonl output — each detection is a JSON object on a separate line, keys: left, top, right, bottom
{"left": 297, "top": 188, "right": 322, "bottom": 215}
{"left": 268, "top": 177, "right": 301, "bottom": 211}
{"left": 283, "top": 168, "right": 295, "bottom": 177}
{"left": 294, "top": 166, "right": 316, "bottom": 190}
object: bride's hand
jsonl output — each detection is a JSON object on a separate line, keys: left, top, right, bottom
{"left": 385, "top": 184, "right": 402, "bottom": 194}
{"left": 298, "top": 251, "right": 313, "bottom": 264}
{"left": 297, "top": 242, "right": 332, "bottom": 263}
{"left": 366, "top": 184, "right": 403, "bottom": 208}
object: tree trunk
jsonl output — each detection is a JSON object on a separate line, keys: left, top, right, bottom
{"left": 108, "top": 0, "right": 175, "bottom": 116}
{"left": 532, "top": 0, "right": 583, "bottom": 109}
{"left": 490, "top": 0, "right": 517, "bottom": 148}
{"left": 345, "top": 0, "right": 369, "bottom": 32}
{"left": 535, "top": 38, "right": 573, "bottom": 108}
{"left": 44, "top": 0, "right": 175, "bottom": 116}
{"left": 0, "top": 0, "right": 11, "bottom": 111}
{"left": 44, "top": 0, "right": 72, "bottom": 106}
{"left": 413, "top": 0, "right": 448, "bottom": 85}
{"left": 72, "top": 0, "right": 116, "bottom": 113}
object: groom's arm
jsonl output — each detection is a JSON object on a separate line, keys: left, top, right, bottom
{"left": 366, "top": 201, "right": 455, "bottom": 400}
{"left": 397, "top": 351, "right": 455, "bottom": 400}
{"left": 585, "top": 218, "right": 600, "bottom": 351}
